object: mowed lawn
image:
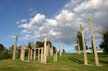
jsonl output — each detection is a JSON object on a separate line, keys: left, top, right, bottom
{"left": 0, "top": 53, "right": 108, "bottom": 71}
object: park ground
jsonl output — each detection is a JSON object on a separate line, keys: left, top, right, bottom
{"left": 0, "top": 53, "right": 108, "bottom": 71}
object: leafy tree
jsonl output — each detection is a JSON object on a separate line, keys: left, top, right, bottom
{"left": 35, "top": 41, "right": 43, "bottom": 48}
{"left": 100, "top": 31, "right": 108, "bottom": 53}
{"left": 62, "top": 49, "right": 66, "bottom": 53}
{"left": 0, "top": 44, "right": 12, "bottom": 60}
{"left": 0, "top": 44, "right": 5, "bottom": 54}
{"left": 76, "top": 31, "right": 88, "bottom": 51}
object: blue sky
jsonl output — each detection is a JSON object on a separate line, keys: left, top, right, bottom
{"left": 0, "top": 0, "right": 69, "bottom": 47}
{"left": 0, "top": 0, "right": 108, "bottom": 53}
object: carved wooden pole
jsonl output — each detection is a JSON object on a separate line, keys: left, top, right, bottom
{"left": 54, "top": 51, "right": 57, "bottom": 62}
{"left": 12, "top": 33, "right": 18, "bottom": 60}
{"left": 30, "top": 48, "right": 33, "bottom": 60}
{"left": 89, "top": 17, "right": 99, "bottom": 66}
{"left": 41, "top": 48, "right": 44, "bottom": 63}
{"left": 50, "top": 46, "right": 53, "bottom": 56}
{"left": 28, "top": 48, "right": 30, "bottom": 62}
{"left": 59, "top": 41, "right": 62, "bottom": 56}
{"left": 46, "top": 43, "right": 48, "bottom": 57}
{"left": 20, "top": 44, "right": 25, "bottom": 61}
{"left": 33, "top": 44, "right": 36, "bottom": 61}
{"left": 38, "top": 48, "right": 40, "bottom": 62}
{"left": 77, "top": 39, "right": 81, "bottom": 54}
{"left": 47, "top": 43, "right": 50, "bottom": 56}
{"left": 80, "top": 24, "right": 88, "bottom": 65}
{"left": 43, "top": 37, "right": 47, "bottom": 64}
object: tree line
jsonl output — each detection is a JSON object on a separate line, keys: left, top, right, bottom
{"left": 0, "top": 40, "right": 60, "bottom": 60}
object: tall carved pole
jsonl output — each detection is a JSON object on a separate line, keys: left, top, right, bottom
{"left": 80, "top": 24, "right": 88, "bottom": 65}
{"left": 59, "top": 41, "right": 62, "bottom": 56}
{"left": 28, "top": 48, "right": 30, "bottom": 62}
{"left": 41, "top": 48, "right": 44, "bottom": 63}
{"left": 12, "top": 33, "right": 18, "bottom": 60}
{"left": 54, "top": 51, "right": 57, "bottom": 62}
{"left": 33, "top": 43, "right": 36, "bottom": 61}
{"left": 20, "top": 44, "right": 25, "bottom": 61}
{"left": 43, "top": 37, "right": 47, "bottom": 64}
{"left": 38, "top": 49, "right": 40, "bottom": 62}
{"left": 50, "top": 46, "right": 53, "bottom": 56}
{"left": 77, "top": 39, "right": 81, "bottom": 54}
{"left": 89, "top": 17, "right": 99, "bottom": 66}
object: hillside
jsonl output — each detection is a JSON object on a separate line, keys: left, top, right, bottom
{"left": 0, "top": 53, "right": 108, "bottom": 71}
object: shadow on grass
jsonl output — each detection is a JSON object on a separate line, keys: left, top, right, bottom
{"left": 68, "top": 57, "right": 83, "bottom": 64}
{"left": 99, "top": 60, "right": 108, "bottom": 64}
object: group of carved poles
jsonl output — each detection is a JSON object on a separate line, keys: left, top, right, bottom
{"left": 78, "top": 17, "right": 100, "bottom": 66}
{"left": 12, "top": 37, "right": 59, "bottom": 64}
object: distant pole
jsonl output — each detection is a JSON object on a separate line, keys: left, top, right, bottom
{"left": 59, "top": 41, "right": 62, "bottom": 56}
{"left": 33, "top": 43, "right": 36, "bottom": 61}
{"left": 88, "top": 17, "right": 99, "bottom": 66}
{"left": 80, "top": 24, "right": 88, "bottom": 65}
{"left": 54, "top": 51, "right": 57, "bottom": 62}
{"left": 12, "top": 33, "right": 18, "bottom": 60}
{"left": 77, "top": 39, "right": 81, "bottom": 54}
{"left": 43, "top": 37, "right": 47, "bottom": 64}
{"left": 41, "top": 48, "right": 44, "bottom": 63}
{"left": 38, "top": 48, "right": 40, "bottom": 62}
{"left": 50, "top": 46, "right": 53, "bottom": 56}
{"left": 20, "top": 44, "right": 25, "bottom": 61}
{"left": 28, "top": 48, "right": 30, "bottom": 62}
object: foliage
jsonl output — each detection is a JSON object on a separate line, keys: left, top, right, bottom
{"left": 0, "top": 44, "right": 5, "bottom": 53}
{"left": 100, "top": 31, "right": 108, "bottom": 53}
{"left": 76, "top": 31, "right": 88, "bottom": 51}
{"left": 0, "top": 44, "right": 12, "bottom": 60}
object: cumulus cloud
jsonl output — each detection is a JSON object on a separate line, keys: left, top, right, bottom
{"left": 18, "top": 13, "right": 46, "bottom": 30}
{"left": 46, "top": 19, "right": 58, "bottom": 26}
{"left": 18, "top": 0, "right": 108, "bottom": 51}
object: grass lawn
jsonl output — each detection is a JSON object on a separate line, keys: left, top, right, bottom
{"left": 0, "top": 53, "right": 108, "bottom": 71}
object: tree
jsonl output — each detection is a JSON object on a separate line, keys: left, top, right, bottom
{"left": 36, "top": 41, "right": 44, "bottom": 48}
{"left": 62, "top": 49, "right": 66, "bottom": 53}
{"left": 100, "top": 31, "right": 108, "bottom": 53}
{"left": 0, "top": 44, "right": 5, "bottom": 54}
{"left": 0, "top": 44, "right": 12, "bottom": 60}
{"left": 76, "top": 31, "right": 88, "bottom": 51}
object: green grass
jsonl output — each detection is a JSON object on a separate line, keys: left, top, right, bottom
{"left": 0, "top": 53, "right": 108, "bottom": 71}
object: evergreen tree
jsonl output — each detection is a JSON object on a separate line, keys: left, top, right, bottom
{"left": 100, "top": 31, "right": 108, "bottom": 53}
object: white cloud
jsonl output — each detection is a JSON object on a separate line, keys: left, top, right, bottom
{"left": 18, "top": 0, "right": 108, "bottom": 51}
{"left": 49, "top": 30, "right": 60, "bottom": 36}
{"left": 18, "top": 23, "right": 32, "bottom": 29}
{"left": 18, "top": 13, "right": 46, "bottom": 29}
{"left": 30, "top": 13, "right": 45, "bottom": 25}
{"left": 21, "top": 19, "right": 27, "bottom": 23}
{"left": 46, "top": 19, "right": 58, "bottom": 26}
{"left": 55, "top": 10, "right": 74, "bottom": 22}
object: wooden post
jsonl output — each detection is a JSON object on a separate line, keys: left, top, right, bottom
{"left": 89, "top": 17, "right": 99, "bottom": 66}
{"left": 12, "top": 33, "right": 18, "bottom": 60}
{"left": 50, "top": 46, "right": 53, "bottom": 56}
{"left": 20, "top": 45, "right": 25, "bottom": 61}
{"left": 33, "top": 44, "right": 36, "bottom": 61}
{"left": 30, "top": 48, "right": 33, "bottom": 60}
{"left": 28, "top": 48, "right": 30, "bottom": 62}
{"left": 41, "top": 48, "right": 44, "bottom": 63}
{"left": 43, "top": 37, "right": 47, "bottom": 64}
{"left": 80, "top": 24, "right": 88, "bottom": 65}
{"left": 47, "top": 43, "right": 50, "bottom": 56}
{"left": 54, "top": 51, "right": 57, "bottom": 62}
{"left": 38, "top": 48, "right": 40, "bottom": 62}
{"left": 59, "top": 41, "right": 62, "bottom": 56}
{"left": 77, "top": 39, "right": 81, "bottom": 54}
